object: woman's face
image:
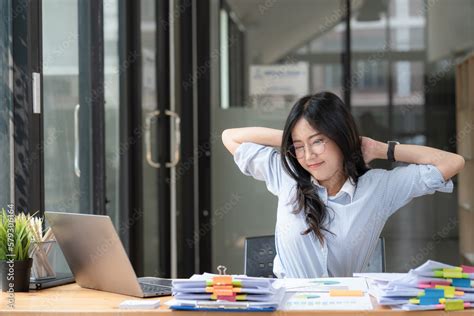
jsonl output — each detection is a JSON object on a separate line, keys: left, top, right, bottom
{"left": 290, "top": 118, "right": 344, "bottom": 182}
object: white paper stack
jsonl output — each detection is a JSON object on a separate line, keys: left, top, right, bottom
{"left": 167, "top": 273, "right": 284, "bottom": 311}
{"left": 354, "top": 260, "right": 474, "bottom": 311}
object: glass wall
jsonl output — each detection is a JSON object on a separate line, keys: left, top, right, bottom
{"left": 349, "top": 0, "right": 473, "bottom": 271}
{"left": 0, "top": 0, "right": 12, "bottom": 208}
{"left": 42, "top": 0, "right": 84, "bottom": 213}
{"left": 212, "top": 0, "right": 474, "bottom": 273}
{"left": 212, "top": 0, "right": 349, "bottom": 273}
{"left": 42, "top": 0, "right": 122, "bottom": 221}
{"left": 220, "top": 0, "right": 347, "bottom": 111}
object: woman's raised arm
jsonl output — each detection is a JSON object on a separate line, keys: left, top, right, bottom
{"left": 221, "top": 127, "right": 283, "bottom": 155}
{"left": 361, "top": 137, "right": 465, "bottom": 181}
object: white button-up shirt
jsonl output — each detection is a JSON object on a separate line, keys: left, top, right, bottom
{"left": 234, "top": 142, "right": 454, "bottom": 278}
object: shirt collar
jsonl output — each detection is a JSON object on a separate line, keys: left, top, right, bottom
{"left": 311, "top": 176, "right": 356, "bottom": 202}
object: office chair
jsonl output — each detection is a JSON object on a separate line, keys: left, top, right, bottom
{"left": 244, "top": 235, "right": 276, "bottom": 278}
{"left": 244, "top": 235, "right": 386, "bottom": 277}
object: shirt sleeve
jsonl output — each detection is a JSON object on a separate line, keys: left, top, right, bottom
{"left": 233, "top": 142, "right": 284, "bottom": 196}
{"left": 381, "top": 164, "right": 454, "bottom": 217}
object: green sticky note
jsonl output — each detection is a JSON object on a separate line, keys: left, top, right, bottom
{"left": 232, "top": 280, "right": 242, "bottom": 287}
{"left": 445, "top": 299, "right": 464, "bottom": 311}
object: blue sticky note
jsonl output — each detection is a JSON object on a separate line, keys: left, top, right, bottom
{"left": 424, "top": 288, "right": 444, "bottom": 298}
{"left": 419, "top": 296, "right": 440, "bottom": 305}
{"left": 452, "top": 278, "right": 471, "bottom": 288}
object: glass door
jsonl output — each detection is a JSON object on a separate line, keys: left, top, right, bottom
{"left": 141, "top": 0, "right": 162, "bottom": 276}
{"left": 42, "top": 0, "right": 90, "bottom": 213}
{"left": 40, "top": 0, "right": 177, "bottom": 277}
{"left": 140, "top": 0, "right": 177, "bottom": 278}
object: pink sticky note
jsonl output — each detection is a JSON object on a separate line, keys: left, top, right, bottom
{"left": 462, "top": 265, "right": 474, "bottom": 273}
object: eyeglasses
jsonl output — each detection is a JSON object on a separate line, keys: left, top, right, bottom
{"left": 288, "top": 139, "right": 328, "bottom": 159}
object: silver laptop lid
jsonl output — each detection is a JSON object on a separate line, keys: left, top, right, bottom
{"left": 45, "top": 212, "right": 144, "bottom": 297}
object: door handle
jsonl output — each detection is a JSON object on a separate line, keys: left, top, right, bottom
{"left": 165, "top": 110, "right": 181, "bottom": 168}
{"left": 145, "top": 110, "right": 181, "bottom": 168}
{"left": 74, "top": 104, "right": 80, "bottom": 177}
{"left": 145, "top": 110, "right": 161, "bottom": 168}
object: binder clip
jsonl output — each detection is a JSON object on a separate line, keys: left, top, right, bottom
{"left": 217, "top": 265, "right": 227, "bottom": 275}
{"left": 212, "top": 265, "right": 236, "bottom": 302}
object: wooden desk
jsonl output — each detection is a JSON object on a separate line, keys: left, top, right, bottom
{"left": 0, "top": 283, "right": 473, "bottom": 315}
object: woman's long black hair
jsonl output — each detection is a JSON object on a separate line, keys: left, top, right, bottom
{"left": 281, "top": 91, "right": 369, "bottom": 244}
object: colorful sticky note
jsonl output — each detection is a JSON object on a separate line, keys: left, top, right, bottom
{"left": 213, "top": 276, "right": 233, "bottom": 285}
{"left": 452, "top": 278, "right": 471, "bottom": 288}
{"left": 443, "top": 267, "right": 462, "bottom": 272}
{"left": 445, "top": 299, "right": 465, "bottom": 311}
{"left": 434, "top": 271, "right": 444, "bottom": 278}
{"left": 430, "top": 280, "right": 450, "bottom": 286}
{"left": 419, "top": 296, "right": 440, "bottom": 305}
{"left": 424, "top": 288, "right": 444, "bottom": 298}
{"left": 444, "top": 271, "right": 463, "bottom": 279}
{"left": 329, "top": 290, "right": 363, "bottom": 297}
{"left": 435, "top": 285, "right": 456, "bottom": 298}
{"left": 443, "top": 268, "right": 463, "bottom": 273}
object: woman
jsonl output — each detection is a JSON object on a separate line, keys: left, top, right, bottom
{"left": 221, "top": 91, "right": 464, "bottom": 278}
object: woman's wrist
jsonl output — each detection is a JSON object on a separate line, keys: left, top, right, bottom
{"left": 376, "top": 141, "right": 389, "bottom": 160}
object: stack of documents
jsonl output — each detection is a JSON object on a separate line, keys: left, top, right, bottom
{"left": 168, "top": 273, "right": 284, "bottom": 311}
{"left": 355, "top": 260, "right": 474, "bottom": 311}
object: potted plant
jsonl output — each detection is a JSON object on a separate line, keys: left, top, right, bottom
{"left": 0, "top": 208, "right": 33, "bottom": 292}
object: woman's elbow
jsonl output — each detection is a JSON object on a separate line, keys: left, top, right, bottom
{"left": 442, "top": 154, "right": 465, "bottom": 180}
{"left": 453, "top": 154, "right": 465, "bottom": 174}
{"left": 221, "top": 129, "right": 231, "bottom": 148}
{"left": 221, "top": 129, "right": 229, "bottom": 143}
{"left": 436, "top": 153, "right": 464, "bottom": 181}
{"left": 221, "top": 129, "right": 239, "bottom": 155}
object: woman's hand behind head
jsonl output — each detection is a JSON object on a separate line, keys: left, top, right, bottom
{"left": 360, "top": 136, "right": 386, "bottom": 165}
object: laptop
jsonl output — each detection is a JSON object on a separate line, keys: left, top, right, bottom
{"left": 30, "top": 272, "right": 75, "bottom": 290}
{"left": 44, "top": 211, "right": 172, "bottom": 297}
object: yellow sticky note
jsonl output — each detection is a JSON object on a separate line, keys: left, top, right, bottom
{"left": 435, "top": 285, "right": 456, "bottom": 298}
{"left": 329, "top": 290, "right": 364, "bottom": 297}
{"left": 444, "top": 271, "right": 463, "bottom": 279}
{"left": 445, "top": 299, "right": 464, "bottom": 311}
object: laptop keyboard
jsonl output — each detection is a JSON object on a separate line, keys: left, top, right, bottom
{"left": 138, "top": 277, "right": 172, "bottom": 296}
